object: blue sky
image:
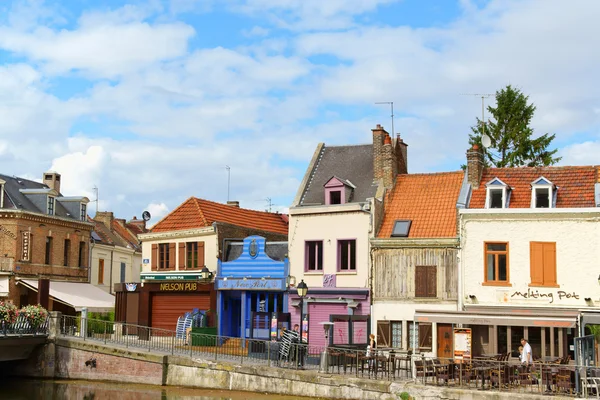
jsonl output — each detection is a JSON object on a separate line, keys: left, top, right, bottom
{"left": 0, "top": 0, "right": 598, "bottom": 223}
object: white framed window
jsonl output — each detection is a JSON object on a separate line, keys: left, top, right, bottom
{"left": 0, "top": 179, "right": 5, "bottom": 208}
{"left": 47, "top": 195, "right": 55, "bottom": 215}
{"left": 485, "top": 178, "right": 510, "bottom": 209}
{"left": 530, "top": 177, "right": 555, "bottom": 208}
{"left": 80, "top": 203, "right": 87, "bottom": 221}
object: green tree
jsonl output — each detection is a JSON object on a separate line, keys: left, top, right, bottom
{"left": 468, "top": 85, "right": 561, "bottom": 167}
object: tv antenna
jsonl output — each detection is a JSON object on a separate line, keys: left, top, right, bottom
{"left": 265, "top": 197, "right": 272, "bottom": 213}
{"left": 375, "top": 101, "right": 394, "bottom": 135}
{"left": 92, "top": 185, "right": 99, "bottom": 215}
{"left": 225, "top": 165, "right": 231, "bottom": 202}
{"left": 461, "top": 93, "right": 494, "bottom": 148}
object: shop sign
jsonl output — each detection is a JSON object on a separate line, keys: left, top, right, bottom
{"left": 160, "top": 282, "right": 198, "bottom": 291}
{"left": 510, "top": 288, "right": 580, "bottom": 304}
{"left": 125, "top": 283, "right": 137, "bottom": 292}
{"left": 142, "top": 274, "right": 201, "bottom": 281}
{"left": 21, "top": 231, "right": 31, "bottom": 261}
{"left": 0, "top": 225, "right": 17, "bottom": 240}
{"left": 453, "top": 328, "right": 472, "bottom": 364}
{"left": 217, "top": 278, "right": 284, "bottom": 291}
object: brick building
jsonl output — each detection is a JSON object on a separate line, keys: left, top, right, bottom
{"left": 0, "top": 171, "right": 112, "bottom": 313}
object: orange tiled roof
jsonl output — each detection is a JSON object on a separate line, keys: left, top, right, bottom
{"left": 378, "top": 171, "right": 464, "bottom": 238}
{"left": 151, "top": 197, "right": 289, "bottom": 235}
{"left": 112, "top": 219, "right": 141, "bottom": 250}
{"left": 469, "top": 166, "right": 598, "bottom": 208}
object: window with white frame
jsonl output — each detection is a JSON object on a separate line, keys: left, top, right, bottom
{"left": 485, "top": 178, "right": 509, "bottom": 209}
{"left": 47, "top": 195, "right": 55, "bottom": 215}
{"left": 531, "top": 177, "right": 555, "bottom": 208}
{"left": 0, "top": 179, "right": 5, "bottom": 208}
{"left": 80, "top": 203, "right": 87, "bottom": 221}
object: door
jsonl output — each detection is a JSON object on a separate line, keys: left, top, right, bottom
{"left": 437, "top": 324, "right": 453, "bottom": 360}
{"left": 125, "top": 292, "right": 139, "bottom": 335}
{"left": 229, "top": 298, "right": 241, "bottom": 337}
{"left": 151, "top": 293, "right": 210, "bottom": 331}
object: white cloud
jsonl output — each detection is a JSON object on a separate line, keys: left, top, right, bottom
{"left": 145, "top": 202, "right": 170, "bottom": 227}
{"left": 559, "top": 141, "right": 600, "bottom": 166}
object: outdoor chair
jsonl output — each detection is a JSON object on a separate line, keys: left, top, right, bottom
{"left": 555, "top": 367, "right": 574, "bottom": 394}
{"left": 432, "top": 358, "right": 451, "bottom": 385}
{"left": 414, "top": 359, "right": 434, "bottom": 383}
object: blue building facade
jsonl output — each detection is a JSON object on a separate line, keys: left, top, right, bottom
{"left": 216, "top": 236, "right": 289, "bottom": 340}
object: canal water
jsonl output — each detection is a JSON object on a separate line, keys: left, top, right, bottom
{"left": 1, "top": 379, "right": 322, "bottom": 400}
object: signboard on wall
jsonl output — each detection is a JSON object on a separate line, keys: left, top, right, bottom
{"left": 216, "top": 278, "right": 285, "bottom": 291}
{"left": 270, "top": 312, "right": 278, "bottom": 341}
{"left": 453, "top": 328, "right": 472, "bottom": 364}
{"left": 21, "top": 231, "right": 30, "bottom": 261}
{"left": 301, "top": 315, "right": 309, "bottom": 343}
{"left": 141, "top": 274, "right": 202, "bottom": 281}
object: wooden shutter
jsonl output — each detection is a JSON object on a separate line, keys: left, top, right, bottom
{"left": 415, "top": 266, "right": 426, "bottom": 297}
{"left": 168, "top": 243, "right": 176, "bottom": 269}
{"left": 198, "top": 241, "right": 205, "bottom": 267}
{"left": 426, "top": 266, "right": 437, "bottom": 297}
{"left": 178, "top": 242, "right": 186, "bottom": 269}
{"left": 377, "top": 321, "right": 390, "bottom": 347}
{"left": 151, "top": 244, "right": 158, "bottom": 271}
{"left": 543, "top": 242, "right": 557, "bottom": 286}
{"left": 530, "top": 242, "right": 544, "bottom": 285}
{"left": 419, "top": 323, "right": 432, "bottom": 349}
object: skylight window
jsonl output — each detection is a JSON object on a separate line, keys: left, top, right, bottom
{"left": 391, "top": 220, "right": 412, "bottom": 237}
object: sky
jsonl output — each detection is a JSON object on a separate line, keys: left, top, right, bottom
{"left": 0, "top": 0, "right": 599, "bottom": 225}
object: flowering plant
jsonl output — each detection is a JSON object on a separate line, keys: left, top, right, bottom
{"left": 0, "top": 301, "right": 18, "bottom": 324}
{"left": 19, "top": 304, "right": 48, "bottom": 328}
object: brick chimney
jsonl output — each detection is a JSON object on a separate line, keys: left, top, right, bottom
{"left": 226, "top": 201, "right": 240, "bottom": 207}
{"left": 43, "top": 172, "right": 61, "bottom": 194}
{"left": 382, "top": 134, "right": 396, "bottom": 188}
{"left": 372, "top": 124, "right": 389, "bottom": 181}
{"left": 395, "top": 134, "right": 408, "bottom": 175}
{"left": 95, "top": 211, "right": 114, "bottom": 229}
{"left": 467, "top": 145, "right": 484, "bottom": 189}
{"left": 127, "top": 216, "right": 146, "bottom": 232}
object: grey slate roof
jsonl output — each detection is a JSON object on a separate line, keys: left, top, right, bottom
{"left": 0, "top": 173, "right": 79, "bottom": 220}
{"left": 223, "top": 242, "right": 288, "bottom": 262}
{"left": 299, "top": 144, "right": 376, "bottom": 205}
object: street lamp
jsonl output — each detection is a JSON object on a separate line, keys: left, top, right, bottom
{"left": 199, "top": 266, "right": 213, "bottom": 281}
{"left": 297, "top": 280, "right": 308, "bottom": 346}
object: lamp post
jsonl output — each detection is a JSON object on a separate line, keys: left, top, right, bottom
{"left": 297, "top": 280, "right": 308, "bottom": 351}
{"left": 199, "top": 266, "right": 213, "bottom": 281}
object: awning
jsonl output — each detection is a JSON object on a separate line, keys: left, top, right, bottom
{"left": 415, "top": 309, "right": 578, "bottom": 328}
{"left": 0, "top": 276, "right": 8, "bottom": 297}
{"left": 19, "top": 279, "right": 115, "bottom": 312}
{"left": 581, "top": 312, "right": 600, "bottom": 327}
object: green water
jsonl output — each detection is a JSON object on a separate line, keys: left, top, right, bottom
{"left": 0, "top": 379, "right": 320, "bottom": 400}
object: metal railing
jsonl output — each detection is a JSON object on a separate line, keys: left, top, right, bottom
{"left": 412, "top": 354, "right": 600, "bottom": 398}
{"left": 1, "top": 314, "right": 49, "bottom": 336}
{"left": 58, "top": 316, "right": 414, "bottom": 380}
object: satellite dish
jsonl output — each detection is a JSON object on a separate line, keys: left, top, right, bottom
{"left": 481, "top": 134, "right": 492, "bottom": 148}
{"left": 142, "top": 211, "right": 151, "bottom": 221}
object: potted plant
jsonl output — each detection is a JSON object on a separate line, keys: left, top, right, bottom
{"left": 0, "top": 301, "right": 18, "bottom": 331}
{"left": 19, "top": 304, "right": 48, "bottom": 330}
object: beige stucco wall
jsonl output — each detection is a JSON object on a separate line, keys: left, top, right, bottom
{"left": 288, "top": 206, "right": 371, "bottom": 289}
{"left": 140, "top": 228, "right": 219, "bottom": 274}
{"left": 90, "top": 244, "right": 140, "bottom": 293}
{"left": 460, "top": 209, "right": 600, "bottom": 309}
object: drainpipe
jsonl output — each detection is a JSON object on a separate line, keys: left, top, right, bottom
{"left": 457, "top": 213, "right": 464, "bottom": 313}
{"left": 89, "top": 238, "right": 95, "bottom": 283}
{"left": 109, "top": 246, "right": 114, "bottom": 294}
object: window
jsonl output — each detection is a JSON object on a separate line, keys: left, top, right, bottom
{"left": 305, "top": 241, "right": 323, "bottom": 271}
{"left": 415, "top": 265, "right": 437, "bottom": 298}
{"left": 338, "top": 239, "right": 356, "bottom": 271}
{"left": 377, "top": 320, "right": 403, "bottom": 348}
{"left": 47, "top": 196, "right": 55, "bottom": 215}
{"left": 79, "top": 241, "right": 86, "bottom": 267}
{"left": 45, "top": 237, "right": 53, "bottom": 264}
{"left": 530, "top": 242, "right": 557, "bottom": 287}
{"left": 63, "top": 239, "right": 70, "bottom": 266}
{"left": 485, "top": 178, "right": 509, "bottom": 209}
{"left": 329, "top": 190, "right": 342, "bottom": 205}
{"left": 187, "top": 242, "right": 198, "bottom": 268}
{"left": 484, "top": 242, "right": 509, "bottom": 284}
{"left": 0, "top": 180, "right": 5, "bottom": 208}
{"left": 531, "top": 177, "right": 555, "bottom": 208}
{"left": 120, "top": 262, "right": 126, "bottom": 282}
{"left": 391, "top": 220, "right": 412, "bottom": 237}
{"left": 80, "top": 203, "right": 87, "bottom": 221}
{"left": 408, "top": 322, "right": 432, "bottom": 350}
{"left": 159, "top": 243, "right": 170, "bottom": 269}
{"left": 98, "top": 259, "right": 104, "bottom": 284}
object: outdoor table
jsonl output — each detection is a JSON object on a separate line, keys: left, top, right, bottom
{"left": 473, "top": 361, "right": 492, "bottom": 390}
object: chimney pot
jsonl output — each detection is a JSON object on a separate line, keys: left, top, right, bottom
{"left": 384, "top": 135, "right": 392, "bottom": 145}
{"left": 227, "top": 201, "right": 240, "bottom": 208}
{"left": 473, "top": 144, "right": 479, "bottom": 150}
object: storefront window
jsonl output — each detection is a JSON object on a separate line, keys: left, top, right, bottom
{"left": 497, "top": 326, "right": 508, "bottom": 355}
{"left": 528, "top": 327, "right": 542, "bottom": 359}
{"left": 511, "top": 326, "right": 524, "bottom": 357}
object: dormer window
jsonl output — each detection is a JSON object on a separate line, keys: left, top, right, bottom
{"left": 0, "top": 179, "right": 5, "bottom": 208}
{"left": 531, "top": 177, "right": 555, "bottom": 209}
{"left": 47, "top": 195, "right": 55, "bottom": 215}
{"left": 80, "top": 203, "right": 87, "bottom": 221}
{"left": 324, "top": 176, "right": 355, "bottom": 205}
{"left": 485, "top": 178, "right": 510, "bottom": 209}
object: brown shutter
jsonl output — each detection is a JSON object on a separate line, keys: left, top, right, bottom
{"left": 419, "top": 323, "right": 433, "bottom": 349}
{"left": 426, "top": 266, "right": 437, "bottom": 297}
{"left": 377, "top": 321, "right": 390, "bottom": 347}
{"left": 415, "top": 266, "right": 426, "bottom": 297}
{"left": 198, "top": 241, "right": 205, "bottom": 267}
{"left": 179, "top": 242, "right": 186, "bottom": 269}
{"left": 543, "top": 242, "right": 557, "bottom": 286}
{"left": 151, "top": 244, "right": 158, "bottom": 271}
{"left": 168, "top": 242, "right": 176, "bottom": 269}
{"left": 530, "top": 242, "right": 544, "bottom": 285}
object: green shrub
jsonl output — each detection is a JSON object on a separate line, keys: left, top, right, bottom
{"left": 398, "top": 392, "right": 412, "bottom": 400}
